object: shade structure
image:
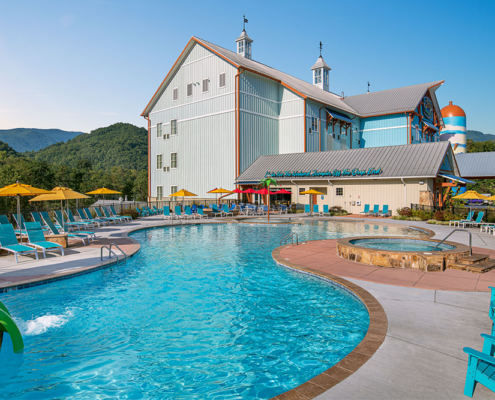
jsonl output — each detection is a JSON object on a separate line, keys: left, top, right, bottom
{"left": 207, "top": 188, "right": 232, "bottom": 194}
{"left": 0, "top": 183, "right": 53, "bottom": 237}
{"left": 273, "top": 189, "right": 292, "bottom": 194}
{"left": 243, "top": 188, "right": 257, "bottom": 194}
{"left": 299, "top": 189, "right": 325, "bottom": 195}
{"left": 452, "top": 191, "right": 489, "bottom": 200}
{"left": 486, "top": 195, "right": 495, "bottom": 201}
{"left": 85, "top": 188, "right": 122, "bottom": 195}
{"left": 256, "top": 189, "right": 276, "bottom": 195}
{"left": 231, "top": 188, "right": 244, "bottom": 194}
{"left": 170, "top": 189, "right": 197, "bottom": 197}
{"left": 30, "top": 187, "right": 90, "bottom": 233}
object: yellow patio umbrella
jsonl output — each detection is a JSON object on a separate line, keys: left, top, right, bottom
{"left": 0, "top": 183, "right": 53, "bottom": 235}
{"left": 485, "top": 195, "right": 495, "bottom": 201}
{"left": 170, "top": 189, "right": 197, "bottom": 208}
{"left": 30, "top": 187, "right": 90, "bottom": 232}
{"left": 452, "top": 190, "right": 489, "bottom": 214}
{"left": 207, "top": 188, "right": 233, "bottom": 204}
{"left": 86, "top": 187, "right": 122, "bottom": 206}
{"left": 299, "top": 189, "right": 325, "bottom": 217}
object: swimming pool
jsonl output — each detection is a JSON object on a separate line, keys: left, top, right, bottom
{"left": 350, "top": 238, "right": 456, "bottom": 252}
{"left": 0, "top": 221, "right": 423, "bottom": 399}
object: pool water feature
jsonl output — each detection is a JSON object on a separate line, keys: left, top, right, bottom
{"left": 350, "top": 238, "right": 456, "bottom": 252}
{"left": 0, "top": 221, "right": 422, "bottom": 399}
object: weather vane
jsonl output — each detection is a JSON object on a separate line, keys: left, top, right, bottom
{"left": 243, "top": 15, "right": 248, "bottom": 30}
{"left": 367, "top": 81, "right": 370, "bottom": 93}
{"left": 319, "top": 41, "right": 322, "bottom": 57}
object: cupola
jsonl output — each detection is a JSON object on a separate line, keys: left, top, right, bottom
{"left": 311, "top": 42, "right": 331, "bottom": 91}
{"left": 235, "top": 29, "right": 253, "bottom": 59}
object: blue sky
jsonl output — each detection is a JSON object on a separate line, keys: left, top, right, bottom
{"left": 0, "top": 0, "right": 493, "bottom": 133}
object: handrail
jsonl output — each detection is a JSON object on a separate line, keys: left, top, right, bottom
{"left": 109, "top": 243, "right": 127, "bottom": 264}
{"left": 100, "top": 245, "right": 122, "bottom": 264}
{"left": 280, "top": 232, "right": 299, "bottom": 247}
{"left": 431, "top": 229, "right": 472, "bottom": 256}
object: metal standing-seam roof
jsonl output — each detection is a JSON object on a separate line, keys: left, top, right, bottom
{"left": 236, "top": 142, "right": 451, "bottom": 182}
{"left": 342, "top": 81, "right": 444, "bottom": 117}
{"left": 456, "top": 152, "right": 495, "bottom": 178}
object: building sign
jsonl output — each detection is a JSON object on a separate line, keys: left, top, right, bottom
{"left": 423, "top": 97, "right": 434, "bottom": 121}
{"left": 265, "top": 168, "right": 382, "bottom": 179}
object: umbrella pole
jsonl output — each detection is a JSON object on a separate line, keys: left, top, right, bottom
{"left": 267, "top": 184, "right": 270, "bottom": 222}
{"left": 17, "top": 195, "right": 21, "bottom": 238}
{"left": 61, "top": 200, "right": 64, "bottom": 232}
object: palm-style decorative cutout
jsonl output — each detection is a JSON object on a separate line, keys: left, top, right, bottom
{"left": 258, "top": 176, "right": 279, "bottom": 221}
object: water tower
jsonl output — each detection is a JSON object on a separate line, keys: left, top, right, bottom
{"left": 440, "top": 101, "right": 466, "bottom": 154}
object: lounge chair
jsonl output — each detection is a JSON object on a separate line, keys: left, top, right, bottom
{"left": 110, "top": 206, "right": 132, "bottom": 222}
{"left": 152, "top": 206, "right": 162, "bottom": 215}
{"left": 313, "top": 204, "right": 322, "bottom": 216}
{"left": 85, "top": 208, "right": 112, "bottom": 226}
{"left": 211, "top": 205, "right": 223, "bottom": 217}
{"left": 0, "top": 215, "right": 9, "bottom": 225}
{"left": 145, "top": 206, "right": 157, "bottom": 215}
{"left": 0, "top": 224, "right": 38, "bottom": 262}
{"left": 24, "top": 222, "right": 64, "bottom": 258}
{"left": 31, "top": 211, "right": 48, "bottom": 228}
{"left": 54, "top": 211, "right": 96, "bottom": 239}
{"left": 136, "top": 206, "right": 148, "bottom": 217}
{"left": 65, "top": 209, "right": 95, "bottom": 228}
{"left": 304, "top": 204, "right": 311, "bottom": 216}
{"left": 174, "top": 205, "right": 185, "bottom": 219}
{"left": 450, "top": 211, "right": 474, "bottom": 227}
{"left": 94, "top": 208, "right": 119, "bottom": 224}
{"left": 369, "top": 205, "right": 380, "bottom": 217}
{"left": 103, "top": 207, "right": 127, "bottom": 223}
{"left": 183, "top": 206, "right": 195, "bottom": 219}
{"left": 223, "top": 204, "right": 233, "bottom": 217}
{"left": 13, "top": 213, "right": 48, "bottom": 234}
{"left": 322, "top": 205, "right": 331, "bottom": 216}
{"left": 162, "top": 206, "right": 172, "bottom": 219}
{"left": 197, "top": 208, "right": 206, "bottom": 219}
{"left": 379, "top": 205, "right": 390, "bottom": 217}
{"left": 360, "top": 204, "right": 370, "bottom": 216}
{"left": 77, "top": 209, "right": 106, "bottom": 227}
{"left": 462, "top": 212, "right": 485, "bottom": 228}
{"left": 39, "top": 212, "right": 89, "bottom": 245}
{"left": 463, "top": 333, "right": 495, "bottom": 397}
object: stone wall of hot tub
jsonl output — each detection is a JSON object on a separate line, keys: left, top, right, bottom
{"left": 336, "top": 236, "right": 470, "bottom": 272}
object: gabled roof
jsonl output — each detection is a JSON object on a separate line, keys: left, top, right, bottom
{"left": 456, "top": 152, "right": 495, "bottom": 178}
{"left": 236, "top": 142, "right": 452, "bottom": 182}
{"left": 311, "top": 56, "right": 331, "bottom": 71}
{"left": 342, "top": 81, "right": 444, "bottom": 118}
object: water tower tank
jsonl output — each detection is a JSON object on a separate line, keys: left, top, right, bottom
{"left": 440, "top": 101, "right": 466, "bottom": 154}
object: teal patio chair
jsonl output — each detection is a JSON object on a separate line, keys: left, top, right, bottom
{"left": 174, "top": 205, "right": 185, "bottom": 218}
{"left": 103, "top": 207, "right": 126, "bottom": 224}
{"left": 152, "top": 206, "right": 162, "bottom": 215}
{"left": 54, "top": 211, "right": 96, "bottom": 239}
{"left": 197, "top": 208, "right": 206, "bottom": 219}
{"left": 162, "top": 206, "right": 172, "bottom": 219}
{"left": 323, "top": 205, "right": 331, "bottom": 216}
{"left": 77, "top": 209, "right": 105, "bottom": 227}
{"left": 462, "top": 212, "right": 485, "bottom": 228}
{"left": 222, "top": 204, "right": 233, "bottom": 217}
{"left": 184, "top": 206, "right": 195, "bottom": 219}
{"left": 40, "top": 212, "right": 90, "bottom": 245}
{"left": 85, "top": 208, "right": 112, "bottom": 226}
{"left": 0, "top": 215, "right": 23, "bottom": 236}
{"left": 110, "top": 206, "right": 132, "bottom": 222}
{"left": 94, "top": 208, "right": 119, "bottom": 224}
{"left": 24, "top": 222, "right": 64, "bottom": 258}
{"left": 136, "top": 206, "right": 147, "bottom": 217}
{"left": 370, "top": 204, "right": 380, "bottom": 217}
{"left": 450, "top": 211, "right": 474, "bottom": 227}
{"left": 304, "top": 204, "right": 311, "bottom": 215}
{"left": 313, "top": 204, "right": 322, "bottom": 216}
{"left": 211, "top": 205, "right": 223, "bottom": 217}
{"left": 0, "top": 224, "right": 38, "bottom": 263}
{"left": 360, "top": 204, "right": 370, "bottom": 216}
{"left": 65, "top": 209, "right": 95, "bottom": 229}
{"left": 379, "top": 205, "right": 390, "bottom": 217}
{"left": 463, "top": 333, "right": 495, "bottom": 397}
{"left": 145, "top": 206, "right": 157, "bottom": 215}
{"left": 31, "top": 211, "right": 48, "bottom": 228}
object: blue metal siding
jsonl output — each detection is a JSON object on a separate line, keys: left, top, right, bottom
{"left": 360, "top": 114, "right": 408, "bottom": 148}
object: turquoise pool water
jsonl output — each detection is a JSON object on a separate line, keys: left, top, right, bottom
{"left": 350, "top": 238, "right": 456, "bottom": 252}
{"left": 0, "top": 221, "right": 424, "bottom": 399}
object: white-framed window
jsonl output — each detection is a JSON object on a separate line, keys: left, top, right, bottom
{"left": 156, "top": 122, "right": 162, "bottom": 138}
{"left": 187, "top": 83, "right": 193, "bottom": 97}
{"left": 238, "top": 41, "right": 244, "bottom": 54}
{"left": 157, "top": 186, "right": 163, "bottom": 201}
{"left": 415, "top": 125, "right": 420, "bottom": 142}
{"left": 171, "top": 185, "right": 178, "bottom": 196}
{"left": 219, "top": 72, "right": 226, "bottom": 88}
{"left": 202, "top": 78, "right": 209, "bottom": 93}
{"left": 323, "top": 70, "right": 329, "bottom": 85}
{"left": 171, "top": 119, "right": 177, "bottom": 136}
{"left": 172, "top": 87, "right": 178, "bottom": 101}
{"left": 156, "top": 154, "right": 163, "bottom": 170}
{"left": 314, "top": 69, "right": 322, "bottom": 84}
{"left": 299, "top": 187, "right": 306, "bottom": 195}
{"left": 311, "top": 117, "right": 318, "bottom": 134}
{"left": 336, "top": 187, "right": 344, "bottom": 196}
{"left": 171, "top": 152, "right": 177, "bottom": 169}
{"left": 245, "top": 42, "right": 251, "bottom": 59}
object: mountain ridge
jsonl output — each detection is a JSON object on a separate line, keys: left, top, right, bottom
{"left": 0, "top": 128, "right": 85, "bottom": 152}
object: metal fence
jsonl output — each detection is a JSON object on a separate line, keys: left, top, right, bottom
{"left": 411, "top": 203, "right": 495, "bottom": 223}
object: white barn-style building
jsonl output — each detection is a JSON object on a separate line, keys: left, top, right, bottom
{"left": 142, "top": 29, "right": 445, "bottom": 202}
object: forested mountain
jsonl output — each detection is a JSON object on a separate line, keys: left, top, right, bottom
{"left": 0, "top": 128, "right": 84, "bottom": 152}
{"left": 0, "top": 140, "right": 20, "bottom": 158}
{"left": 466, "top": 130, "right": 495, "bottom": 142}
{"left": 25, "top": 123, "right": 147, "bottom": 171}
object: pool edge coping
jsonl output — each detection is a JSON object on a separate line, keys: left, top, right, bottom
{"left": 270, "top": 244, "right": 388, "bottom": 400}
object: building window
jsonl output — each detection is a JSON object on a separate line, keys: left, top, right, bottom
{"left": 202, "top": 78, "right": 209, "bottom": 93}
{"left": 311, "top": 117, "right": 318, "bottom": 134}
{"left": 157, "top": 186, "right": 163, "bottom": 200}
{"left": 245, "top": 42, "right": 251, "bottom": 59}
{"left": 173, "top": 87, "right": 178, "bottom": 101}
{"left": 187, "top": 83, "right": 193, "bottom": 97}
{"left": 171, "top": 119, "right": 177, "bottom": 136}
{"left": 415, "top": 125, "right": 420, "bottom": 142}
{"left": 336, "top": 187, "right": 344, "bottom": 196}
{"left": 299, "top": 187, "right": 306, "bottom": 195}
{"left": 156, "top": 154, "right": 163, "bottom": 170}
{"left": 171, "top": 152, "right": 177, "bottom": 169}
{"left": 314, "top": 69, "right": 322, "bottom": 84}
{"left": 219, "top": 72, "right": 226, "bottom": 88}
{"left": 156, "top": 122, "right": 162, "bottom": 138}
{"left": 324, "top": 70, "right": 329, "bottom": 86}
{"left": 238, "top": 41, "right": 244, "bottom": 54}
{"left": 171, "top": 185, "right": 178, "bottom": 196}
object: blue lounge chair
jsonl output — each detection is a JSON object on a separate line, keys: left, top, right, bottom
{"left": 313, "top": 204, "right": 322, "bottom": 216}
{"left": 65, "top": 209, "right": 95, "bottom": 228}
{"left": 211, "top": 205, "right": 223, "bottom": 217}
{"left": 84, "top": 208, "right": 111, "bottom": 226}
{"left": 31, "top": 211, "right": 48, "bottom": 228}
{"left": 304, "top": 204, "right": 311, "bottom": 215}
{"left": 0, "top": 224, "right": 38, "bottom": 262}
{"left": 110, "top": 206, "right": 132, "bottom": 222}
{"left": 39, "top": 212, "right": 89, "bottom": 245}
{"left": 145, "top": 206, "right": 157, "bottom": 215}
{"left": 174, "top": 205, "right": 185, "bottom": 219}
{"left": 24, "top": 222, "right": 64, "bottom": 258}
{"left": 162, "top": 206, "right": 172, "bottom": 219}
{"left": 451, "top": 211, "right": 474, "bottom": 227}
{"left": 360, "top": 204, "right": 370, "bottom": 216}
{"left": 152, "top": 206, "right": 162, "bottom": 215}
{"left": 462, "top": 212, "right": 485, "bottom": 228}
{"left": 0, "top": 215, "right": 23, "bottom": 235}
{"left": 54, "top": 212, "right": 96, "bottom": 239}
{"left": 197, "top": 208, "right": 206, "bottom": 219}
{"left": 322, "top": 205, "right": 330, "bottom": 216}
{"left": 103, "top": 207, "right": 126, "bottom": 223}
{"left": 370, "top": 205, "right": 380, "bottom": 217}
{"left": 463, "top": 333, "right": 495, "bottom": 397}
{"left": 136, "top": 206, "right": 148, "bottom": 217}
{"left": 13, "top": 213, "right": 47, "bottom": 234}
{"left": 94, "top": 208, "right": 119, "bottom": 224}
{"left": 184, "top": 206, "right": 196, "bottom": 219}
{"left": 77, "top": 209, "right": 105, "bottom": 227}
{"left": 223, "top": 204, "right": 233, "bottom": 217}
{"left": 379, "top": 205, "right": 390, "bottom": 217}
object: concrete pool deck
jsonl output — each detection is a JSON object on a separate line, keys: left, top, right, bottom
{"left": 1, "top": 215, "right": 494, "bottom": 398}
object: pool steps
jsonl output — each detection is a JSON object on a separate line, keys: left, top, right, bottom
{"left": 448, "top": 254, "right": 495, "bottom": 273}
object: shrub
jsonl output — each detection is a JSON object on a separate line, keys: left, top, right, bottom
{"left": 397, "top": 207, "right": 412, "bottom": 217}
{"left": 123, "top": 209, "right": 139, "bottom": 219}
{"left": 417, "top": 210, "right": 433, "bottom": 221}
{"left": 434, "top": 211, "right": 445, "bottom": 221}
